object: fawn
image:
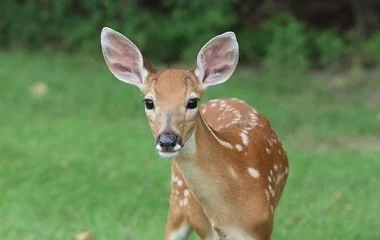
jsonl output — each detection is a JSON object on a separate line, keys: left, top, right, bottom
{"left": 100, "top": 27, "right": 289, "bottom": 240}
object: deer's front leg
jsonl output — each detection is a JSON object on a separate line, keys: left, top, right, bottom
{"left": 165, "top": 164, "right": 193, "bottom": 240}
{"left": 164, "top": 199, "right": 192, "bottom": 240}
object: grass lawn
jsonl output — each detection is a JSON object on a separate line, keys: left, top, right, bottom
{"left": 0, "top": 51, "right": 379, "bottom": 240}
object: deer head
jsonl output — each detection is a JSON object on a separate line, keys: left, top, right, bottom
{"left": 100, "top": 27, "right": 239, "bottom": 158}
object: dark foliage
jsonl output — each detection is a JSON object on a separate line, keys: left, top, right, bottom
{"left": 1, "top": 0, "right": 380, "bottom": 68}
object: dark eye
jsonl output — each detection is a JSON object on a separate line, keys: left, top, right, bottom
{"left": 186, "top": 98, "right": 199, "bottom": 109}
{"left": 143, "top": 99, "right": 154, "bottom": 110}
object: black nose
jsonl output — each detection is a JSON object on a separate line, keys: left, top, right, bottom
{"left": 157, "top": 132, "right": 181, "bottom": 151}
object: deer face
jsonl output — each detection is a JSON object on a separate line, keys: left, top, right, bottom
{"left": 141, "top": 69, "right": 202, "bottom": 158}
{"left": 100, "top": 27, "right": 239, "bottom": 158}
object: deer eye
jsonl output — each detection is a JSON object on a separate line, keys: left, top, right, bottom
{"left": 143, "top": 99, "right": 154, "bottom": 110}
{"left": 186, "top": 98, "right": 199, "bottom": 109}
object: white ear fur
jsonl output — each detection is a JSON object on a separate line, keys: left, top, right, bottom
{"left": 100, "top": 27, "right": 148, "bottom": 88}
{"left": 194, "top": 32, "right": 239, "bottom": 88}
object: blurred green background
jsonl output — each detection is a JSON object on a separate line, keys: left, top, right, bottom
{"left": 0, "top": 0, "right": 379, "bottom": 239}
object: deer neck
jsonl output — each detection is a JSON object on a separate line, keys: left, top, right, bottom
{"left": 175, "top": 112, "right": 233, "bottom": 218}
{"left": 175, "top": 112, "right": 231, "bottom": 188}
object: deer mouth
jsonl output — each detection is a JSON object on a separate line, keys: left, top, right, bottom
{"left": 158, "top": 150, "right": 180, "bottom": 158}
{"left": 156, "top": 143, "right": 182, "bottom": 159}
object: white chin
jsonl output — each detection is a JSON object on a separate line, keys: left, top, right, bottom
{"left": 158, "top": 151, "right": 179, "bottom": 159}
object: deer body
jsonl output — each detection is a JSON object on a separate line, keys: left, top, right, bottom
{"left": 100, "top": 28, "right": 289, "bottom": 240}
{"left": 166, "top": 99, "right": 288, "bottom": 240}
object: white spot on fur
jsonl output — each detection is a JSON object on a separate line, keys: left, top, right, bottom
{"left": 270, "top": 205, "right": 274, "bottom": 214}
{"left": 249, "top": 112, "right": 258, "bottom": 121}
{"left": 202, "top": 108, "right": 207, "bottom": 114}
{"left": 285, "top": 167, "right": 289, "bottom": 175}
{"left": 177, "top": 180, "right": 183, "bottom": 187}
{"left": 268, "top": 176, "right": 272, "bottom": 183}
{"left": 240, "top": 132, "right": 249, "bottom": 146}
{"left": 244, "top": 127, "right": 253, "bottom": 134}
{"left": 269, "top": 185, "right": 275, "bottom": 197}
{"left": 184, "top": 189, "right": 190, "bottom": 197}
{"left": 211, "top": 103, "right": 217, "bottom": 107}
{"left": 225, "top": 106, "right": 233, "bottom": 111}
{"left": 172, "top": 176, "right": 178, "bottom": 183}
{"left": 274, "top": 165, "right": 278, "bottom": 171}
{"left": 265, "top": 189, "right": 270, "bottom": 201}
{"left": 248, "top": 168, "right": 260, "bottom": 179}
{"left": 235, "top": 144, "right": 243, "bottom": 151}
{"left": 266, "top": 147, "right": 271, "bottom": 154}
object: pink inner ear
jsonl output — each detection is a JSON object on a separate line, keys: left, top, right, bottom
{"left": 203, "top": 64, "right": 230, "bottom": 83}
{"left": 112, "top": 63, "right": 141, "bottom": 80}
{"left": 102, "top": 29, "right": 146, "bottom": 86}
{"left": 197, "top": 35, "right": 238, "bottom": 85}
{"left": 108, "top": 38, "right": 142, "bottom": 73}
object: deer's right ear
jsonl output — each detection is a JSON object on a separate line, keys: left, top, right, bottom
{"left": 193, "top": 32, "right": 239, "bottom": 89}
{"left": 101, "top": 27, "right": 149, "bottom": 88}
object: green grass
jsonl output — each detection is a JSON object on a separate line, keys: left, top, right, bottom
{"left": 0, "top": 51, "right": 379, "bottom": 240}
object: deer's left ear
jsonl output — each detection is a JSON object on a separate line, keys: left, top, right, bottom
{"left": 194, "top": 32, "right": 239, "bottom": 88}
{"left": 101, "top": 27, "right": 151, "bottom": 89}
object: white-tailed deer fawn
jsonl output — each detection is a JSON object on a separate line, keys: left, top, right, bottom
{"left": 101, "top": 27, "right": 289, "bottom": 240}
